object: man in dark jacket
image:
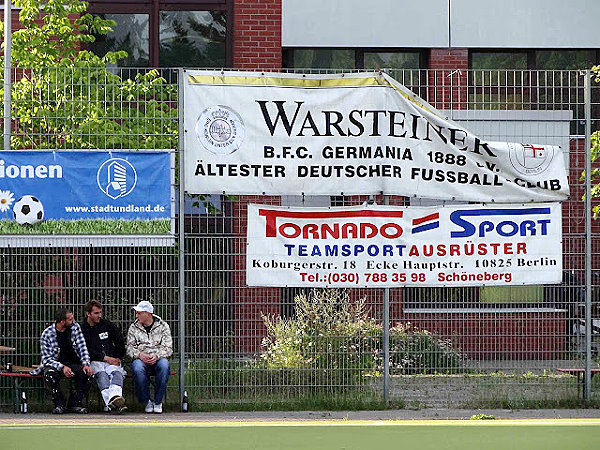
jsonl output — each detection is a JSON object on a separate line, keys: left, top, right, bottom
{"left": 33, "top": 307, "right": 93, "bottom": 414}
{"left": 81, "top": 300, "right": 127, "bottom": 413}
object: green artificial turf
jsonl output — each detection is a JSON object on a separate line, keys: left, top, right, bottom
{"left": 2, "top": 422, "right": 599, "bottom": 450}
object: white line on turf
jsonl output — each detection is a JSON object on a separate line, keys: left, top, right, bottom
{"left": 2, "top": 419, "right": 600, "bottom": 429}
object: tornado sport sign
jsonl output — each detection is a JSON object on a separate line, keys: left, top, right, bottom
{"left": 246, "top": 203, "right": 563, "bottom": 287}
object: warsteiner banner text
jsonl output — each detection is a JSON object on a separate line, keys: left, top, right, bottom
{"left": 185, "top": 71, "right": 569, "bottom": 202}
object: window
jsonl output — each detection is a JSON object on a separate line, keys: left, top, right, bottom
{"left": 287, "top": 49, "right": 356, "bottom": 70}
{"left": 471, "top": 52, "right": 528, "bottom": 71}
{"left": 534, "top": 51, "right": 599, "bottom": 135}
{"left": 480, "top": 285, "right": 544, "bottom": 304}
{"left": 470, "top": 51, "right": 530, "bottom": 110}
{"left": 363, "top": 51, "right": 423, "bottom": 89}
{"left": 89, "top": 14, "right": 150, "bottom": 67}
{"left": 536, "top": 50, "right": 596, "bottom": 70}
{"left": 88, "top": 1, "right": 229, "bottom": 67}
{"left": 363, "top": 51, "right": 420, "bottom": 70}
{"left": 159, "top": 11, "right": 226, "bottom": 68}
{"left": 469, "top": 50, "right": 599, "bottom": 110}
{"left": 283, "top": 48, "right": 423, "bottom": 73}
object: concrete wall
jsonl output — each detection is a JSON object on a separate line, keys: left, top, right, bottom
{"left": 282, "top": 0, "right": 448, "bottom": 48}
{"left": 382, "top": 374, "right": 579, "bottom": 408}
{"left": 283, "top": 0, "right": 600, "bottom": 48}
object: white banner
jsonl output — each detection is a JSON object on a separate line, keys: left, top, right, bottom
{"left": 184, "top": 71, "right": 569, "bottom": 202}
{"left": 246, "top": 203, "right": 563, "bottom": 287}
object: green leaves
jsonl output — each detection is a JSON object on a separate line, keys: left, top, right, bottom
{"left": 261, "top": 289, "right": 462, "bottom": 382}
{"left": 1, "top": 0, "right": 178, "bottom": 151}
{"left": 3, "top": 61, "right": 177, "bottom": 151}
{"left": 581, "top": 67, "right": 600, "bottom": 218}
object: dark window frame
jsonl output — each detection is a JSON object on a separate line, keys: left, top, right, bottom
{"left": 468, "top": 48, "right": 600, "bottom": 132}
{"left": 357, "top": 47, "right": 427, "bottom": 70}
{"left": 282, "top": 47, "right": 426, "bottom": 71}
{"left": 87, "top": 0, "right": 232, "bottom": 67}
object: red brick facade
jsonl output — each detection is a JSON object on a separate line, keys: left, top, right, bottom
{"left": 233, "top": 0, "right": 282, "bottom": 70}
{"left": 232, "top": 195, "right": 281, "bottom": 353}
{"left": 428, "top": 49, "right": 469, "bottom": 110}
{"left": 404, "top": 311, "right": 567, "bottom": 359}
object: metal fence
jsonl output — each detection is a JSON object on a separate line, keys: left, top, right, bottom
{"left": 1, "top": 67, "right": 599, "bottom": 411}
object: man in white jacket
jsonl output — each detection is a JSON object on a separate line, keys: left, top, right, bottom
{"left": 126, "top": 300, "right": 173, "bottom": 414}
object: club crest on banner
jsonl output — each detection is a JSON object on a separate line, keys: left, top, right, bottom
{"left": 508, "top": 142, "right": 555, "bottom": 176}
{"left": 195, "top": 105, "right": 245, "bottom": 155}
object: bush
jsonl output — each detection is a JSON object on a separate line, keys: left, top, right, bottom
{"left": 389, "top": 323, "right": 462, "bottom": 374}
{"left": 260, "top": 289, "right": 462, "bottom": 385}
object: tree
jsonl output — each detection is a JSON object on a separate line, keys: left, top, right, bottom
{"left": 586, "top": 65, "right": 600, "bottom": 218}
{"left": 0, "top": 0, "right": 179, "bottom": 361}
{"left": 0, "top": 0, "right": 177, "bottom": 150}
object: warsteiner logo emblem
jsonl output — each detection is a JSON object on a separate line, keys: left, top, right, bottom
{"left": 196, "top": 105, "right": 245, "bottom": 155}
{"left": 508, "top": 142, "right": 554, "bottom": 176}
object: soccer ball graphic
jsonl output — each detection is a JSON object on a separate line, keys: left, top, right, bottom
{"left": 13, "top": 195, "right": 44, "bottom": 225}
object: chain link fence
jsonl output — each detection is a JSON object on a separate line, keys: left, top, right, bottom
{"left": 0, "top": 68, "right": 598, "bottom": 411}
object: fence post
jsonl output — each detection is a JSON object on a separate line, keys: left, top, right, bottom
{"left": 584, "top": 69, "right": 592, "bottom": 401}
{"left": 178, "top": 68, "right": 186, "bottom": 404}
{"left": 3, "top": 0, "right": 11, "bottom": 151}
{"left": 383, "top": 194, "right": 390, "bottom": 406}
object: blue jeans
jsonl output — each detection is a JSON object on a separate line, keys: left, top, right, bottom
{"left": 131, "top": 358, "right": 170, "bottom": 405}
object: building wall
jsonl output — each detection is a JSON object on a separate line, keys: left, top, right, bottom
{"left": 282, "top": 0, "right": 448, "bottom": 48}
{"left": 233, "top": 0, "right": 282, "bottom": 70}
{"left": 231, "top": 1, "right": 282, "bottom": 352}
{"left": 450, "top": 0, "right": 598, "bottom": 49}
{"left": 282, "top": 0, "right": 600, "bottom": 48}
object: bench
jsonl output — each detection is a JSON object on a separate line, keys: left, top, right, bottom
{"left": 556, "top": 368, "right": 600, "bottom": 398}
{"left": 1, "top": 367, "right": 176, "bottom": 413}
{"left": 0, "top": 368, "right": 42, "bottom": 413}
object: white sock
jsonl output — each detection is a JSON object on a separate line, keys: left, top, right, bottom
{"left": 101, "top": 389, "right": 110, "bottom": 407}
{"left": 108, "top": 384, "right": 122, "bottom": 400}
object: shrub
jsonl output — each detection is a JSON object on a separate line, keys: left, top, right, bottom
{"left": 388, "top": 323, "right": 462, "bottom": 374}
{"left": 260, "top": 289, "right": 461, "bottom": 385}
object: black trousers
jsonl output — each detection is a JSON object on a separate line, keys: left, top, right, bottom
{"left": 44, "top": 364, "right": 91, "bottom": 408}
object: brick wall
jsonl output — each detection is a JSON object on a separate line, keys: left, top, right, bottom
{"left": 403, "top": 311, "right": 567, "bottom": 359}
{"left": 230, "top": 2, "right": 282, "bottom": 352}
{"left": 232, "top": 195, "right": 281, "bottom": 353}
{"left": 233, "top": 0, "right": 282, "bottom": 70}
{"left": 563, "top": 138, "right": 600, "bottom": 272}
{"left": 428, "top": 48, "right": 469, "bottom": 109}
{"left": 229, "top": 0, "right": 284, "bottom": 352}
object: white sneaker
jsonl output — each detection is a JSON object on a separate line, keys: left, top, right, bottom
{"left": 145, "top": 400, "right": 154, "bottom": 413}
{"left": 153, "top": 403, "right": 163, "bottom": 414}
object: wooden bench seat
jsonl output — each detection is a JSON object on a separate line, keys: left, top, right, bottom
{"left": 1, "top": 368, "right": 176, "bottom": 413}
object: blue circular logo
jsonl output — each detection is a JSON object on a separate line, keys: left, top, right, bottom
{"left": 97, "top": 158, "right": 137, "bottom": 199}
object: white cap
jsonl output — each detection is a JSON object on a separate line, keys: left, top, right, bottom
{"left": 133, "top": 300, "right": 154, "bottom": 313}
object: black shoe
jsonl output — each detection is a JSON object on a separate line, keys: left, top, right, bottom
{"left": 68, "top": 406, "right": 88, "bottom": 414}
{"left": 52, "top": 406, "right": 65, "bottom": 414}
{"left": 115, "top": 405, "right": 128, "bottom": 415}
{"left": 108, "top": 396, "right": 126, "bottom": 411}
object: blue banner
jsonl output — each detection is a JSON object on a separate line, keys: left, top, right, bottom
{"left": 0, "top": 151, "right": 171, "bottom": 221}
